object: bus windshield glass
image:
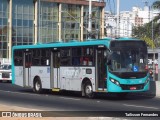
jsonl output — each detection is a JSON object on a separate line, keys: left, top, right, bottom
{"left": 108, "top": 41, "right": 148, "bottom": 73}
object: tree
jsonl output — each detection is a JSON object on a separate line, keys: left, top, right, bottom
{"left": 132, "top": 22, "right": 156, "bottom": 48}
{"left": 151, "top": 0, "right": 160, "bottom": 47}
{"left": 152, "top": 1, "right": 160, "bottom": 9}
{"left": 141, "top": 36, "right": 155, "bottom": 49}
{"left": 132, "top": 1, "right": 160, "bottom": 48}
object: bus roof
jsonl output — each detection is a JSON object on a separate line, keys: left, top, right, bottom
{"left": 115, "top": 37, "right": 140, "bottom": 41}
{"left": 12, "top": 38, "right": 143, "bottom": 50}
{"left": 12, "top": 39, "right": 111, "bottom": 50}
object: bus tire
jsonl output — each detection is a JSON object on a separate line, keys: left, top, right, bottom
{"left": 33, "top": 78, "right": 42, "bottom": 94}
{"left": 84, "top": 82, "right": 94, "bottom": 98}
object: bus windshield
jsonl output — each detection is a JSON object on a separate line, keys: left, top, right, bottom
{"left": 108, "top": 49, "right": 148, "bottom": 72}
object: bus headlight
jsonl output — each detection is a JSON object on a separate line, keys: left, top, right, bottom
{"left": 110, "top": 78, "right": 120, "bottom": 86}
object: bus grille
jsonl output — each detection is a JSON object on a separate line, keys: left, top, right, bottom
{"left": 2, "top": 73, "right": 10, "bottom": 78}
{"left": 120, "top": 84, "right": 144, "bottom": 90}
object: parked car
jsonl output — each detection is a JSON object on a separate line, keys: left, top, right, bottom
{"left": 0, "top": 63, "right": 12, "bottom": 82}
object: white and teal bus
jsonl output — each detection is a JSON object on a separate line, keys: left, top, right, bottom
{"left": 12, "top": 38, "right": 149, "bottom": 98}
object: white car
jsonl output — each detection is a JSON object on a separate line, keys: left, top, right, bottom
{"left": 0, "top": 63, "right": 12, "bottom": 82}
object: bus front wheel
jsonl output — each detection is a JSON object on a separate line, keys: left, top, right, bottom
{"left": 33, "top": 78, "right": 42, "bottom": 94}
{"left": 84, "top": 82, "right": 94, "bottom": 98}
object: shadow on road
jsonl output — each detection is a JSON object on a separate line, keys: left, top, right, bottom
{"left": 0, "top": 82, "right": 156, "bottom": 101}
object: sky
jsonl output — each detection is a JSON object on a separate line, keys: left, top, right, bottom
{"left": 105, "top": 0, "right": 156, "bottom": 13}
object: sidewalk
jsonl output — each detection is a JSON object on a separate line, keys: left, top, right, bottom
{"left": 155, "top": 81, "right": 160, "bottom": 97}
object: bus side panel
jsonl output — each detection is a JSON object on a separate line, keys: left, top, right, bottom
{"left": 31, "top": 66, "right": 51, "bottom": 89}
{"left": 60, "top": 67, "right": 81, "bottom": 90}
{"left": 60, "top": 67, "right": 95, "bottom": 91}
{"left": 14, "top": 66, "right": 24, "bottom": 87}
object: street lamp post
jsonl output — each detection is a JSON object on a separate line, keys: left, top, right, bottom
{"left": 38, "top": 0, "right": 41, "bottom": 43}
{"left": 116, "top": 0, "right": 120, "bottom": 38}
{"left": 88, "top": 0, "right": 92, "bottom": 39}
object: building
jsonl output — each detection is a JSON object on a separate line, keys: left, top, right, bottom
{"left": 119, "top": 11, "right": 133, "bottom": 37}
{"left": 105, "top": 5, "right": 158, "bottom": 38}
{"left": 104, "top": 11, "right": 116, "bottom": 37}
{"left": 0, "top": 0, "right": 105, "bottom": 59}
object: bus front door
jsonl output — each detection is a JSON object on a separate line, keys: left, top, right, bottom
{"left": 23, "top": 51, "right": 31, "bottom": 87}
{"left": 96, "top": 49, "right": 107, "bottom": 91}
{"left": 51, "top": 51, "right": 60, "bottom": 89}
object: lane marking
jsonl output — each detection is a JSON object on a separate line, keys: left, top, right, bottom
{"left": 2, "top": 105, "right": 41, "bottom": 111}
{"left": 0, "top": 89, "right": 80, "bottom": 101}
{"left": 59, "top": 97, "right": 80, "bottom": 101}
{"left": 123, "top": 104, "right": 159, "bottom": 110}
{"left": 0, "top": 89, "right": 39, "bottom": 96}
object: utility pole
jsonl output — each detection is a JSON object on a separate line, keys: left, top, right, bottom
{"left": 151, "top": 6, "right": 156, "bottom": 80}
{"left": 116, "top": 0, "right": 120, "bottom": 38}
{"left": 38, "top": 0, "right": 41, "bottom": 43}
{"left": 88, "top": 0, "right": 92, "bottom": 39}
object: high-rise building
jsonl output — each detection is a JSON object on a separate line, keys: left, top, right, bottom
{"left": 0, "top": 0, "right": 105, "bottom": 59}
{"left": 105, "top": 5, "right": 159, "bottom": 38}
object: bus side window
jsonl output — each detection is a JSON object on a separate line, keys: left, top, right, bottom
{"left": 72, "top": 47, "right": 81, "bottom": 66}
{"left": 41, "top": 49, "right": 50, "bottom": 66}
{"left": 81, "top": 47, "right": 94, "bottom": 66}
{"left": 32, "top": 49, "right": 41, "bottom": 66}
{"left": 14, "top": 50, "right": 23, "bottom": 66}
{"left": 60, "top": 48, "right": 71, "bottom": 66}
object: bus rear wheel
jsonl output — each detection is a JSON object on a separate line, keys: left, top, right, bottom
{"left": 33, "top": 78, "right": 42, "bottom": 94}
{"left": 84, "top": 82, "right": 94, "bottom": 98}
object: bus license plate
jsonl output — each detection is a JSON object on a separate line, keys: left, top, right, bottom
{"left": 130, "top": 86, "right": 137, "bottom": 90}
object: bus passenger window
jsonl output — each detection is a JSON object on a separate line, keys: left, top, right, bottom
{"left": 14, "top": 50, "right": 23, "bottom": 66}
{"left": 83, "top": 57, "right": 89, "bottom": 65}
{"left": 60, "top": 48, "right": 71, "bottom": 66}
{"left": 41, "top": 49, "right": 50, "bottom": 66}
{"left": 81, "top": 47, "right": 94, "bottom": 66}
{"left": 72, "top": 57, "right": 80, "bottom": 65}
{"left": 72, "top": 47, "right": 81, "bottom": 66}
{"left": 32, "top": 49, "right": 41, "bottom": 66}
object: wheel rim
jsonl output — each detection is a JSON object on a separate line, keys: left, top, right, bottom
{"left": 85, "top": 85, "right": 92, "bottom": 96}
{"left": 35, "top": 81, "right": 40, "bottom": 91}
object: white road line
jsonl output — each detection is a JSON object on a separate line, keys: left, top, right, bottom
{"left": 123, "top": 104, "right": 159, "bottom": 110}
{"left": 0, "top": 89, "right": 81, "bottom": 101}
{"left": 0, "top": 89, "right": 38, "bottom": 96}
{"left": 59, "top": 97, "right": 80, "bottom": 101}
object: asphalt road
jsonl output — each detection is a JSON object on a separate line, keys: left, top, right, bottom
{"left": 0, "top": 82, "right": 160, "bottom": 118}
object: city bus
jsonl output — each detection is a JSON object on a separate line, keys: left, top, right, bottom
{"left": 12, "top": 38, "right": 149, "bottom": 98}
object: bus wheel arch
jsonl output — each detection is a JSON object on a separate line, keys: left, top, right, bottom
{"left": 33, "top": 76, "right": 42, "bottom": 94}
{"left": 81, "top": 78, "right": 94, "bottom": 98}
